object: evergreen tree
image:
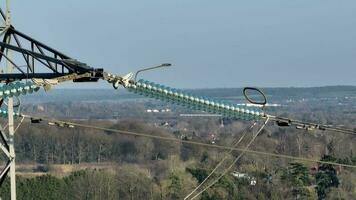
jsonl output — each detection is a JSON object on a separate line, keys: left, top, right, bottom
{"left": 315, "top": 155, "right": 339, "bottom": 200}
{"left": 167, "top": 173, "right": 183, "bottom": 200}
{"left": 281, "top": 162, "right": 312, "bottom": 199}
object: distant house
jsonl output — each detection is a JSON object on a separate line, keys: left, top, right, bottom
{"left": 209, "top": 133, "right": 217, "bottom": 144}
{"left": 160, "top": 122, "right": 169, "bottom": 126}
{"left": 37, "top": 105, "right": 45, "bottom": 112}
{"left": 146, "top": 108, "right": 171, "bottom": 113}
{"left": 231, "top": 171, "right": 257, "bottom": 186}
{"left": 232, "top": 171, "right": 248, "bottom": 178}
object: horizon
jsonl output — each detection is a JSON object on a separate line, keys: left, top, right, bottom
{"left": 7, "top": 0, "right": 356, "bottom": 89}
{"left": 0, "top": 2, "right": 354, "bottom": 200}
{"left": 37, "top": 84, "right": 356, "bottom": 90}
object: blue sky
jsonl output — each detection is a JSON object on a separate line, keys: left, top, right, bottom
{"left": 7, "top": 0, "right": 356, "bottom": 88}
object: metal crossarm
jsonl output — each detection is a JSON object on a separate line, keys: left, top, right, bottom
{"left": 0, "top": 8, "right": 103, "bottom": 82}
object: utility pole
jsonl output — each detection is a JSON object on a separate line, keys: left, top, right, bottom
{"left": 6, "top": 39, "right": 16, "bottom": 200}
{"left": 5, "top": 0, "right": 16, "bottom": 199}
{"left": 0, "top": 0, "right": 102, "bottom": 197}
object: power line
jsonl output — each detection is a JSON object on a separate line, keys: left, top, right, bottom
{"left": 121, "top": 78, "right": 356, "bottom": 135}
{"left": 184, "top": 122, "right": 257, "bottom": 200}
{"left": 186, "top": 118, "right": 269, "bottom": 200}
{"left": 22, "top": 115, "right": 356, "bottom": 169}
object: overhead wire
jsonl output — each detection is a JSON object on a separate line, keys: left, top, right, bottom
{"left": 21, "top": 115, "right": 356, "bottom": 169}
{"left": 123, "top": 78, "right": 356, "bottom": 135}
{"left": 0, "top": 1, "right": 354, "bottom": 196}
{"left": 187, "top": 117, "right": 269, "bottom": 200}
{"left": 184, "top": 122, "right": 257, "bottom": 200}
{"left": 14, "top": 115, "right": 24, "bottom": 133}
{"left": 269, "top": 115, "right": 356, "bottom": 135}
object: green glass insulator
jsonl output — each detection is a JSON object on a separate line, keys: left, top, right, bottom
{"left": 156, "top": 84, "right": 163, "bottom": 93}
{"left": 240, "top": 108, "right": 245, "bottom": 114}
{"left": 214, "top": 102, "right": 221, "bottom": 110}
{"left": 10, "top": 85, "right": 19, "bottom": 96}
{"left": 154, "top": 84, "right": 164, "bottom": 99}
{"left": 183, "top": 94, "right": 190, "bottom": 102}
{"left": 200, "top": 98, "right": 208, "bottom": 108}
{"left": 223, "top": 105, "right": 232, "bottom": 117}
{"left": 192, "top": 97, "right": 198, "bottom": 104}
{"left": 144, "top": 83, "right": 154, "bottom": 95}
{"left": 168, "top": 89, "right": 176, "bottom": 99}
{"left": 233, "top": 106, "right": 239, "bottom": 113}
{"left": 161, "top": 86, "right": 169, "bottom": 98}
{"left": 151, "top": 84, "right": 159, "bottom": 92}
{"left": 144, "top": 81, "right": 152, "bottom": 89}
{"left": 0, "top": 109, "right": 7, "bottom": 117}
{"left": 17, "top": 85, "right": 25, "bottom": 95}
{"left": 23, "top": 85, "right": 31, "bottom": 94}
{"left": 162, "top": 88, "right": 169, "bottom": 95}
{"left": 188, "top": 96, "right": 195, "bottom": 103}
{"left": 137, "top": 88, "right": 146, "bottom": 96}
{"left": 126, "top": 79, "right": 265, "bottom": 120}
{"left": 149, "top": 83, "right": 156, "bottom": 91}
{"left": 230, "top": 105, "right": 237, "bottom": 112}
{"left": 197, "top": 97, "right": 204, "bottom": 105}
{"left": 8, "top": 83, "right": 14, "bottom": 88}
{"left": 3, "top": 88, "right": 11, "bottom": 97}
{"left": 10, "top": 90, "right": 17, "bottom": 96}
{"left": 14, "top": 82, "right": 22, "bottom": 89}
{"left": 172, "top": 89, "right": 179, "bottom": 98}
{"left": 167, "top": 88, "right": 174, "bottom": 96}
{"left": 203, "top": 99, "right": 210, "bottom": 106}
{"left": 211, "top": 100, "right": 216, "bottom": 107}
{"left": 25, "top": 83, "right": 33, "bottom": 94}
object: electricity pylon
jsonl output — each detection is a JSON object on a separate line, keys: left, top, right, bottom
{"left": 0, "top": 2, "right": 103, "bottom": 199}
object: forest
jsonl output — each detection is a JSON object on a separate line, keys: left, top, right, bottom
{"left": 0, "top": 86, "right": 355, "bottom": 199}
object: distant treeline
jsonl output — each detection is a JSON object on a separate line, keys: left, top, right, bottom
{"left": 23, "top": 86, "right": 356, "bottom": 103}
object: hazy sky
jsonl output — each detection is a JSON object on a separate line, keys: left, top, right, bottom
{"left": 7, "top": 0, "right": 356, "bottom": 88}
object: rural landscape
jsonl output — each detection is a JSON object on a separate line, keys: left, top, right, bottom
{"left": 0, "top": 86, "right": 355, "bottom": 199}
{"left": 0, "top": 1, "right": 355, "bottom": 200}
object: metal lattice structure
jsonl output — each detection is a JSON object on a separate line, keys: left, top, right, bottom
{"left": 0, "top": 2, "right": 355, "bottom": 200}
{"left": 0, "top": 9, "right": 103, "bottom": 82}
{"left": 0, "top": 3, "right": 103, "bottom": 199}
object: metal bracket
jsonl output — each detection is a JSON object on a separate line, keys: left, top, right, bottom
{"left": 134, "top": 63, "right": 171, "bottom": 81}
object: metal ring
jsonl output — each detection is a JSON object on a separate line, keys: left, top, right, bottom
{"left": 243, "top": 87, "right": 267, "bottom": 106}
